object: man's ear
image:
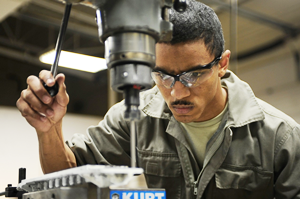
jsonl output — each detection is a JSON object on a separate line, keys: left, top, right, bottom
{"left": 218, "top": 50, "right": 231, "bottom": 77}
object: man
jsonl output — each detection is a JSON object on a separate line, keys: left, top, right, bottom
{"left": 16, "top": 0, "right": 300, "bottom": 198}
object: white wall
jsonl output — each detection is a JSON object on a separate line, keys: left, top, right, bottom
{"left": 238, "top": 50, "right": 300, "bottom": 123}
{"left": 0, "top": 106, "right": 102, "bottom": 195}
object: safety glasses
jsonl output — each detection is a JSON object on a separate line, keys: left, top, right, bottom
{"left": 151, "top": 55, "right": 222, "bottom": 88}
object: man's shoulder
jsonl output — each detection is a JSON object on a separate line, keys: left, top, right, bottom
{"left": 257, "top": 98, "right": 299, "bottom": 129}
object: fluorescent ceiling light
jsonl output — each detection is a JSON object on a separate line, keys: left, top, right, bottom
{"left": 39, "top": 50, "right": 107, "bottom": 73}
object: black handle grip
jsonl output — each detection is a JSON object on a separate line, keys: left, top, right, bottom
{"left": 43, "top": 81, "right": 59, "bottom": 97}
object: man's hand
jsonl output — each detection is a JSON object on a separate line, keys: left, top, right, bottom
{"left": 16, "top": 70, "right": 69, "bottom": 133}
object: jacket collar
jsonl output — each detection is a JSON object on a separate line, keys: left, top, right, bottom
{"left": 141, "top": 70, "right": 265, "bottom": 127}
{"left": 140, "top": 86, "right": 172, "bottom": 120}
{"left": 222, "top": 70, "right": 265, "bottom": 127}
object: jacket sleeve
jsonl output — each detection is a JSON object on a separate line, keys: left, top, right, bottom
{"left": 274, "top": 125, "right": 300, "bottom": 199}
{"left": 66, "top": 101, "right": 132, "bottom": 167}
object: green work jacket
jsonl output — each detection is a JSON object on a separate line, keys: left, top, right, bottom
{"left": 67, "top": 71, "right": 300, "bottom": 199}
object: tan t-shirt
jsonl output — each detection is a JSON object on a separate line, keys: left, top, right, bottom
{"left": 181, "top": 102, "right": 228, "bottom": 167}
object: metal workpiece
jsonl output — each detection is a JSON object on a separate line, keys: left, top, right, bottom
{"left": 18, "top": 165, "right": 143, "bottom": 193}
{"left": 22, "top": 184, "right": 111, "bottom": 199}
{"left": 17, "top": 165, "right": 150, "bottom": 199}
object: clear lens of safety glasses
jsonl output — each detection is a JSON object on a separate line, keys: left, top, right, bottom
{"left": 152, "top": 54, "right": 221, "bottom": 88}
{"left": 151, "top": 67, "right": 214, "bottom": 89}
{"left": 180, "top": 68, "right": 214, "bottom": 87}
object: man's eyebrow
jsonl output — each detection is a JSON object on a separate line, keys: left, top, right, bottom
{"left": 153, "top": 66, "right": 174, "bottom": 75}
{"left": 154, "top": 64, "right": 208, "bottom": 75}
{"left": 186, "top": 64, "right": 208, "bottom": 72}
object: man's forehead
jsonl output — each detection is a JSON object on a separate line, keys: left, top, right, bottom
{"left": 155, "top": 41, "right": 213, "bottom": 60}
{"left": 154, "top": 64, "right": 206, "bottom": 75}
{"left": 155, "top": 42, "right": 215, "bottom": 74}
{"left": 156, "top": 40, "right": 209, "bottom": 51}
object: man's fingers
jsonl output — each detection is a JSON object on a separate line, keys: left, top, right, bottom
{"left": 27, "top": 75, "right": 53, "bottom": 105}
{"left": 39, "top": 70, "right": 55, "bottom": 87}
{"left": 16, "top": 97, "right": 48, "bottom": 122}
{"left": 20, "top": 86, "right": 54, "bottom": 117}
{"left": 55, "top": 73, "right": 69, "bottom": 106}
{"left": 16, "top": 71, "right": 69, "bottom": 133}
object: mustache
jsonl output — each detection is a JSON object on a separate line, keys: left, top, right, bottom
{"left": 171, "top": 100, "right": 193, "bottom": 106}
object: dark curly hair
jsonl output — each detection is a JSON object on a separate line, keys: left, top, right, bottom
{"left": 160, "top": 0, "right": 225, "bottom": 57}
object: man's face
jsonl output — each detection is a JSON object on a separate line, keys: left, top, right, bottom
{"left": 155, "top": 40, "right": 226, "bottom": 123}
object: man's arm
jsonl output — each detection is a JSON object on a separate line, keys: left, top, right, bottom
{"left": 274, "top": 125, "right": 300, "bottom": 198}
{"left": 16, "top": 70, "right": 76, "bottom": 173}
{"left": 38, "top": 121, "right": 76, "bottom": 173}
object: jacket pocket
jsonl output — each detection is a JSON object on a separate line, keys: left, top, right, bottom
{"left": 137, "top": 149, "right": 182, "bottom": 199}
{"left": 215, "top": 164, "right": 273, "bottom": 191}
{"left": 137, "top": 148, "right": 181, "bottom": 177}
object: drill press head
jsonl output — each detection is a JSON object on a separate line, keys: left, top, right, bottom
{"left": 57, "top": 0, "right": 186, "bottom": 120}
{"left": 94, "top": 0, "right": 174, "bottom": 120}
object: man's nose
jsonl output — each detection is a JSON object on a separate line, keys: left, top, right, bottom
{"left": 170, "top": 81, "right": 190, "bottom": 99}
